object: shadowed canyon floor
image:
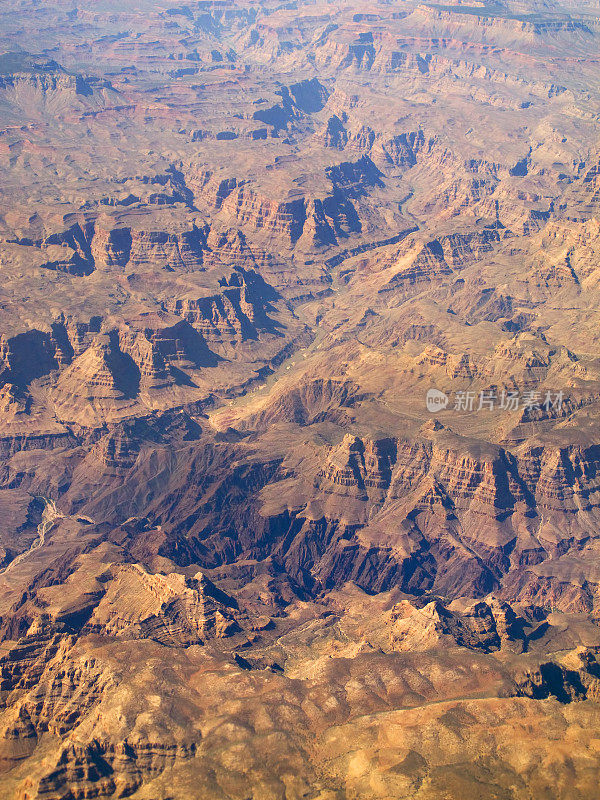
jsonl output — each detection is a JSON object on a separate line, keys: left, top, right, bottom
{"left": 1, "top": 0, "right": 600, "bottom": 797}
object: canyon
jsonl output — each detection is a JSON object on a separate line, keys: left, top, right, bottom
{"left": 0, "top": 0, "right": 600, "bottom": 797}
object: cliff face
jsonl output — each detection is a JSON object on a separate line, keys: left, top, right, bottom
{"left": 17, "top": 423, "right": 595, "bottom": 616}
{"left": 164, "top": 270, "right": 279, "bottom": 344}
{"left": 232, "top": 433, "right": 600, "bottom": 605}
{"left": 0, "top": 69, "right": 121, "bottom": 125}
{"left": 89, "top": 224, "right": 208, "bottom": 272}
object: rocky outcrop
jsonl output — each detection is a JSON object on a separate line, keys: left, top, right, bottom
{"left": 27, "top": 737, "right": 196, "bottom": 800}
{"left": 252, "top": 77, "right": 329, "bottom": 132}
{"left": 88, "top": 220, "right": 208, "bottom": 272}
{"left": 17, "top": 217, "right": 209, "bottom": 276}
{"left": 319, "top": 434, "right": 396, "bottom": 501}
{"left": 387, "top": 597, "right": 525, "bottom": 653}
{"left": 165, "top": 269, "right": 279, "bottom": 344}
{"left": 515, "top": 655, "right": 600, "bottom": 703}
{"left": 0, "top": 384, "right": 31, "bottom": 420}
{"left": 237, "top": 378, "right": 361, "bottom": 430}
{"left": 0, "top": 65, "right": 120, "bottom": 119}
{"left": 86, "top": 565, "right": 240, "bottom": 645}
{"left": 378, "top": 226, "right": 505, "bottom": 292}
{"left": 0, "top": 331, "right": 59, "bottom": 388}
{"left": 218, "top": 185, "right": 307, "bottom": 244}
{"left": 380, "top": 240, "right": 453, "bottom": 290}
{"left": 0, "top": 627, "right": 197, "bottom": 797}
{"left": 54, "top": 334, "right": 138, "bottom": 400}
{"left": 90, "top": 419, "right": 161, "bottom": 472}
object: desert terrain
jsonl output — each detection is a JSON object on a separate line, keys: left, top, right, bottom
{"left": 0, "top": 0, "right": 600, "bottom": 797}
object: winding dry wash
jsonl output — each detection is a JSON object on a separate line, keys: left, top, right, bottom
{"left": 0, "top": 0, "right": 600, "bottom": 798}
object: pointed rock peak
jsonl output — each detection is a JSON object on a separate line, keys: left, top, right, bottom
{"left": 420, "top": 418, "right": 445, "bottom": 435}
{"left": 192, "top": 571, "right": 238, "bottom": 609}
{"left": 0, "top": 382, "right": 31, "bottom": 415}
{"left": 420, "top": 598, "right": 450, "bottom": 621}
{"left": 341, "top": 433, "right": 364, "bottom": 451}
{"left": 463, "top": 600, "right": 495, "bottom": 619}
